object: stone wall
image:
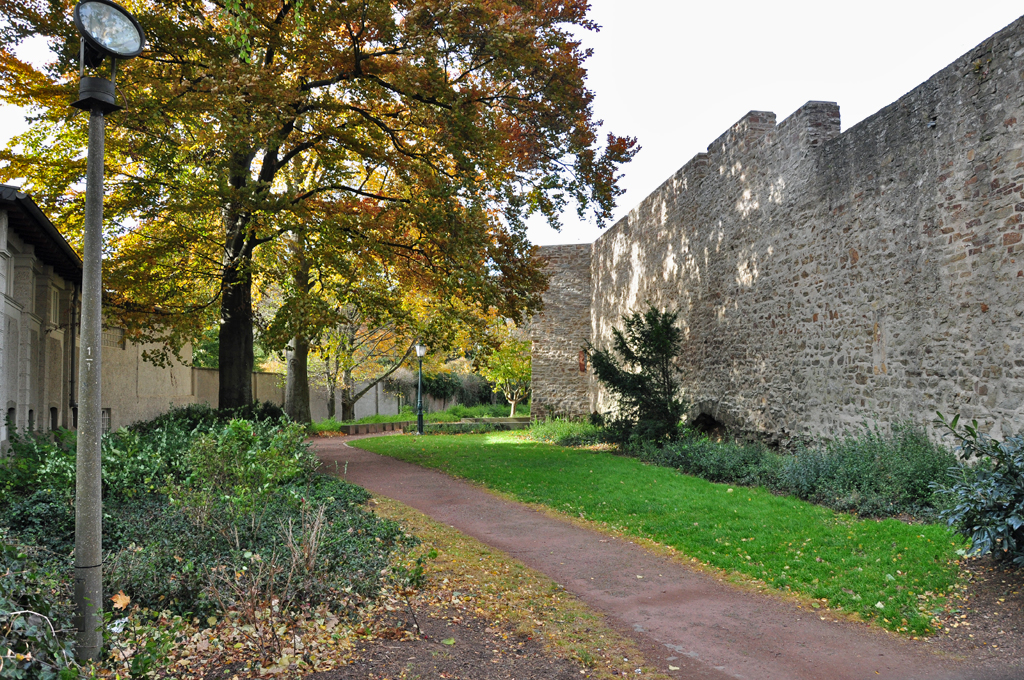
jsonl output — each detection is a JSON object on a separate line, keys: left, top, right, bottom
{"left": 530, "top": 244, "right": 592, "bottom": 418}
{"left": 535, "top": 15, "right": 1024, "bottom": 442}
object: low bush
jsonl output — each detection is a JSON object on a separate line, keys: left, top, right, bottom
{"left": 1, "top": 403, "right": 414, "bottom": 669}
{"left": 0, "top": 532, "right": 76, "bottom": 680}
{"left": 529, "top": 419, "right": 606, "bottom": 447}
{"left": 933, "top": 414, "right": 1024, "bottom": 565}
{"left": 102, "top": 475, "right": 407, "bottom": 616}
{"left": 781, "top": 422, "right": 955, "bottom": 518}
{"left": 560, "top": 420, "right": 954, "bottom": 519}
{"left": 639, "top": 433, "right": 780, "bottom": 488}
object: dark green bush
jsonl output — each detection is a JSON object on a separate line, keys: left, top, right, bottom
{"left": 933, "top": 414, "right": 1024, "bottom": 565}
{"left": 587, "top": 307, "right": 688, "bottom": 445}
{"left": 631, "top": 421, "right": 953, "bottom": 519}
{"left": 0, "top": 533, "right": 77, "bottom": 680}
{"left": 126, "top": 401, "right": 286, "bottom": 436}
{"left": 0, "top": 430, "right": 76, "bottom": 500}
{"left": 782, "top": 422, "right": 955, "bottom": 517}
{"left": 4, "top": 490, "right": 75, "bottom": 553}
{"left": 103, "top": 475, "right": 408, "bottom": 616}
{"left": 641, "top": 432, "right": 780, "bottom": 487}
{"left": 1, "top": 407, "right": 412, "bottom": 624}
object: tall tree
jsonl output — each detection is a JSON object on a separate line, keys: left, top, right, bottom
{"left": 0, "top": 0, "right": 637, "bottom": 408}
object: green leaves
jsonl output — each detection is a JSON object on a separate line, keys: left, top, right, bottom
{"left": 587, "top": 306, "right": 688, "bottom": 444}
{"left": 933, "top": 412, "right": 1024, "bottom": 565}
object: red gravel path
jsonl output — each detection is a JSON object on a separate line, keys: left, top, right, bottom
{"left": 315, "top": 437, "right": 1018, "bottom": 680}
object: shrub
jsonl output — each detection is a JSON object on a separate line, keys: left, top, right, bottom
{"left": 530, "top": 419, "right": 606, "bottom": 447}
{"left": 782, "top": 422, "right": 955, "bottom": 518}
{"left": 0, "top": 430, "right": 76, "bottom": 500}
{"left": 2, "top": 407, "right": 412, "bottom": 623}
{"left": 587, "top": 306, "right": 688, "bottom": 444}
{"left": 933, "top": 414, "right": 1024, "bottom": 565}
{"left": 0, "top": 532, "right": 77, "bottom": 679}
{"left": 642, "top": 432, "right": 780, "bottom": 488}
{"left": 630, "top": 421, "right": 953, "bottom": 519}
{"left": 104, "top": 475, "right": 407, "bottom": 616}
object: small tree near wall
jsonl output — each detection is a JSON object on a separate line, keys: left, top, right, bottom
{"left": 587, "top": 306, "right": 687, "bottom": 444}
{"left": 480, "top": 338, "right": 533, "bottom": 417}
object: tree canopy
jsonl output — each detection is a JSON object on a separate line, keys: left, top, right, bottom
{"left": 0, "top": 0, "right": 637, "bottom": 407}
{"left": 479, "top": 329, "right": 531, "bottom": 417}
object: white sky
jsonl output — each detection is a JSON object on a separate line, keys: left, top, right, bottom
{"left": 3, "top": 2, "right": 1023, "bottom": 247}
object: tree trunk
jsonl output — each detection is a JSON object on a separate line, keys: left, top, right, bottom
{"left": 341, "top": 368, "right": 355, "bottom": 422}
{"left": 283, "top": 240, "right": 311, "bottom": 423}
{"left": 509, "top": 398, "right": 517, "bottom": 418}
{"left": 325, "top": 357, "right": 339, "bottom": 420}
{"left": 218, "top": 206, "right": 254, "bottom": 410}
{"left": 284, "top": 335, "right": 311, "bottom": 423}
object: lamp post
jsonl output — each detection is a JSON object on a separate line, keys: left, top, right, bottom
{"left": 70, "top": 0, "right": 145, "bottom": 662}
{"left": 415, "top": 342, "right": 427, "bottom": 435}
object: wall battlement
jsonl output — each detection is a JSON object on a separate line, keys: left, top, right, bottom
{"left": 532, "top": 14, "right": 1024, "bottom": 443}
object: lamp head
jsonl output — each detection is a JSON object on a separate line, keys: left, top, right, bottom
{"left": 415, "top": 343, "right": 427, "bottom": 358}
{"left": 74, "top": 0, "right": 145, "bottom": 68}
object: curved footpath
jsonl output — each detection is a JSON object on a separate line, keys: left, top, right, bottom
{"left": 315, "top": 436, "right": 1016, "bottom": 680}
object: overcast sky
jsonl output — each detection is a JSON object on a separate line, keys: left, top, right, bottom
{"left": 3, "top": 2, "right": 1023, "bottom": 247}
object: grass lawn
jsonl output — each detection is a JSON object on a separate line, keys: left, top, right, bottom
{"left": 353, "top": 433, "right": 966, "bottom": 636}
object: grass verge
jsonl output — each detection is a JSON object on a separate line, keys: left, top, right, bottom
{"left": 370, "top": 496, "right": 670, "bottom": 679}
{"left": 353, "top": 433, "right": 966, "bottom": 636}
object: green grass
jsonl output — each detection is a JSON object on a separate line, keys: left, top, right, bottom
{"left": 353, "top": 432, "right": 966, "bottom": 635}
{"left": 310, "top": 403, "right": 530, "bottom": 432}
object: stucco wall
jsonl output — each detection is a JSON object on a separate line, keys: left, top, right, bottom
{"left": 535, "top": 15, "right": 1024, "bottom": 443}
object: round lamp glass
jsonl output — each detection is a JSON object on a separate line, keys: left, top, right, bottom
{"left": 77, "top": 1, "right": 142, "bottom": 56}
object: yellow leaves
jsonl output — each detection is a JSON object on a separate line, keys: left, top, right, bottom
{"left": 111, "top": 591, "right": 132, "bottom": 610}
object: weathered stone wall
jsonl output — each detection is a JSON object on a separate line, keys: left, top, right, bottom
{"left": 535, "top": 15, "right": 1024, "bottom": 441}
{"left": 530, "top": 244, "right": 592, "bottom": 418}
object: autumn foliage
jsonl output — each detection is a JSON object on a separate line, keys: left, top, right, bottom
{"left": 0, "top": 0, "right": 637, "bottom": 406}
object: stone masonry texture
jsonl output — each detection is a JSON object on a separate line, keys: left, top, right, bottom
{"left": 532, "top": 15, "right": 1024, "bottom": 443}
{"left": 530, "top": 243, "right": 592, "bottom": 419}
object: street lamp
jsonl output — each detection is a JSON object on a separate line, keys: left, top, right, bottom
{"left": 70, "top": 0, "right": 145, "bottom": 663}
{"left": 415, "top": 342, "right": 427, "bottom": 435}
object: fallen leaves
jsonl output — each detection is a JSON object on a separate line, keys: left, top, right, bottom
{"left": 111, "top": 591, "right": 131, "bottom": 610}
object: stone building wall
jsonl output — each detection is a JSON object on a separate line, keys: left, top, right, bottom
{"left": 530, "top": 244, "right": 592, "bottom": 418}
{"left": 535, "top": 15, "right": 1024, "bottom": 442}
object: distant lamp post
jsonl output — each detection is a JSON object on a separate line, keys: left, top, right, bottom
{"left": 415, "top": 342, "right": 427, "bottom": 435}
{"left": 70, "top": 0, "right": 145, "bottom": 663}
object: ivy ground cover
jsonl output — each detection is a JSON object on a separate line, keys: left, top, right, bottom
{"left": 354, "top": 433, "right": 966, "bottom": 635}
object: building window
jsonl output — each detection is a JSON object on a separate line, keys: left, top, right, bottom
{"left": 101, "top": 328, "right": 125, "bottom": 349}
{"left": 50, "top": 407, "right": 58, "bottom": 431}
{"left": 101, "top": 408, "right": 111, "bottom": 433}
{"left": 51, "top": 289, "right": 60, "bottom": 325}
{"left": 27, "top": 410, "right": 34, "bottom": 432}
{"left": 72, "top": 407, "right": 78, "bottom": 429}
{"left": 5, "top": 408, "right": 14, "bottom": 433}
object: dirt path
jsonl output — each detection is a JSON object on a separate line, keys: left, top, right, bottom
{"left": 315, "top": 436, "right": 1018, "bottom": 680}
